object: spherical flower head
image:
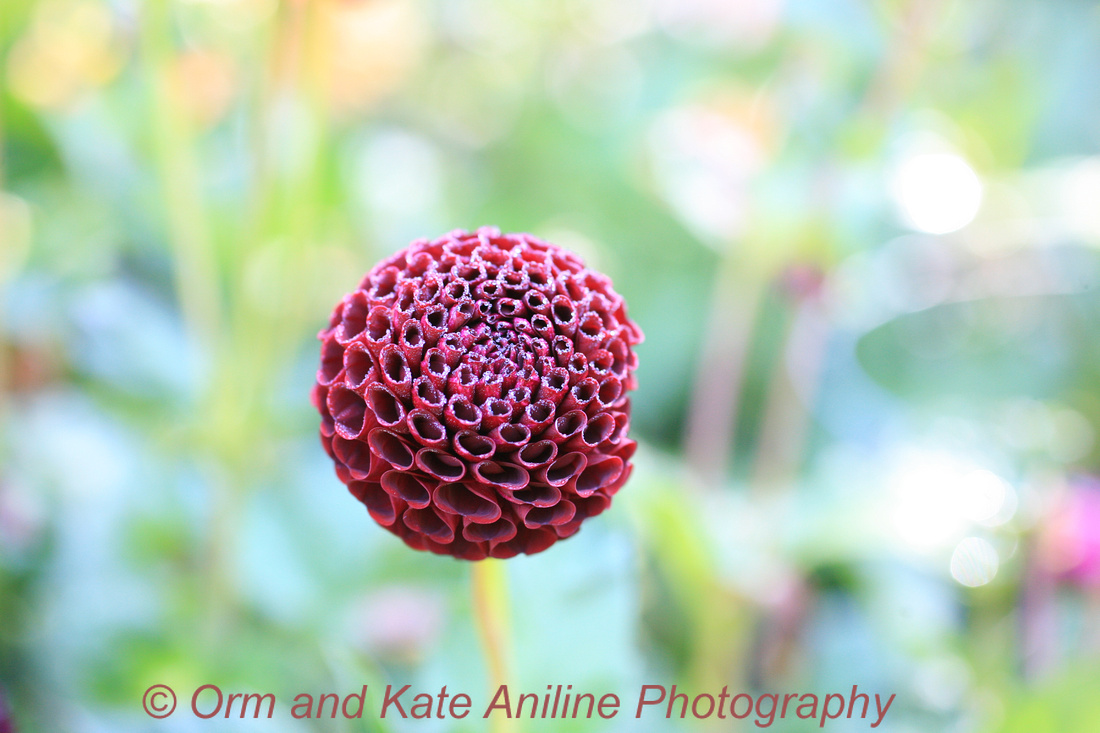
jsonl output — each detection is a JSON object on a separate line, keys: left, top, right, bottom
{"left": 313, "top": 228, "right": 643, "bottom": 560}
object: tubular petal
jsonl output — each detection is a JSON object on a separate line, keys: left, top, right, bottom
{"left": 435, "top": 482, "right": 502, "bottom": 524}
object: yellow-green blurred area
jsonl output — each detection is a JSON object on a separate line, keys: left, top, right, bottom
{"left": 3, "top": 0, "right": 1100, "bottom": 730}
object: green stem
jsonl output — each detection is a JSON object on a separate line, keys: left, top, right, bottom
{"left": 749, "top": 296, "right": 829, "bottom": 492}
{"left": 471, "top": 560, "right": 516, "bottom": 733}
{"left": 141, "top": 0, "right": 242, "bottom": 638}
{"left": 683, "top": 251, "right": 765, "bottom": 485}
{"left": 141, "top": 0, "right": 221, "bottom": 348}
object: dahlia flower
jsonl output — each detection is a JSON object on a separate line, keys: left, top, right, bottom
{"left": 313, "top": 228, "right": 642, "bottom": 560}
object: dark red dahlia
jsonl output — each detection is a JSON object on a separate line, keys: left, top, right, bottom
{"left": 312, "top": 228, "right": 642, "bottom": 560}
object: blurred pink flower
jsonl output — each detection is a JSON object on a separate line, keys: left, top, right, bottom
{"left": 353, "top": 587, "right": 444, "bottom": 662}
{"left": 1040, "top": 477, "right": 1100, "bottom": 588}
{"left": 777, "top": 263, "right": 827, "bottom": 303}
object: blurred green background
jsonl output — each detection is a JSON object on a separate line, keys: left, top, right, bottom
{"left": 3, "top": 0, "right": 1100, "bottom": 730}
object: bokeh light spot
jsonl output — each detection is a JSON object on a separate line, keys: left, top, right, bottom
{"left": 950, "top": 537, "right": 999, "bottom": 587}
{"left": 892, "top": 153, "right": 983, "bottom": 234}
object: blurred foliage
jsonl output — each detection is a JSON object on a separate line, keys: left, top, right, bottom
{"left": 2, "top": 0, "right": 1100, "bottom": 731}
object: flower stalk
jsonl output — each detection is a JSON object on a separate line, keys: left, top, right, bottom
{"left": 472, "top": 560, "right": 516, "bottom": 733}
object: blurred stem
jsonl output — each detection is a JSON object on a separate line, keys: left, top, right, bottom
{"left": 200, "top": 463, "right": 246, "bottom": 637}
{"left": 142, "top": 0, "right": 244, "bottom": 636}
{"left": 0, "top": 197, "right": 6, "bottom": 453}
{"left": 226, "top": 0, "right": 326, "bottom": 424}
{"left": 0, "top": 50, "right": 8, "bottom": 451}
{"left": 471, "top": 560, "right": 516, "bottom": 733}
{"left": 683, "top": 251, "right": 765, "bottom": 486}
{"left": 1019, "top": 535, "right": 1058, "bottom": 680}
{"left": 746, "top": 0, "right": 951, "bottom": 492}
{"left": 860, "top": 0, "right": 949, "bottom": 119}
{"left": 750, "top": 295, "right": 830, "bottom": 491}
{"left": 141, "top": 0, "right": 221, "bottom": 346}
